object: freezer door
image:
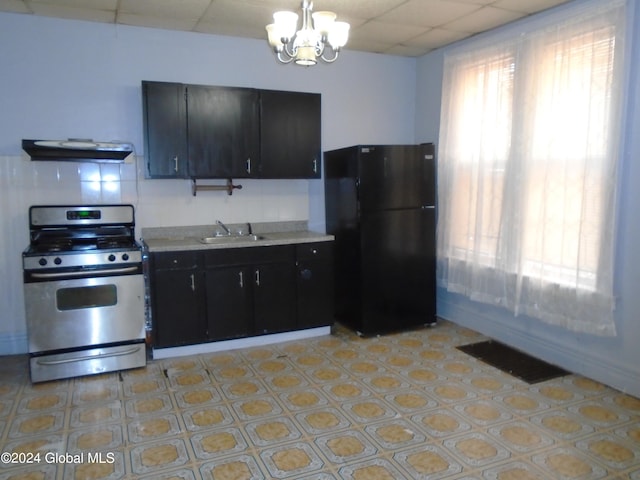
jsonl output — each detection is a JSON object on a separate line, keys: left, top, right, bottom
{"left": 360, "top": 207, "right": 436, "bottom": 334}
{"left": 324, "top": 146, "right": 363, "bottom": 330}
{"left": 324, "top": 146, "right": 358, "bottom": 233}
{"left": 358, "top": 144, "right": 435, "bottom": 211}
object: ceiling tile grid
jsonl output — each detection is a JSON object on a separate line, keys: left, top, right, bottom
{"left": 2, "top": 0, "right": 571, "bottom": 56}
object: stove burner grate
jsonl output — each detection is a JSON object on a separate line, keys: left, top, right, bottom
{"left": 40, "top": 239, "right": 75, "bottom": 252}
{"left": 97, "top": 238, "right": 136, "bottom": 250}
{"left": 28, "top": 236, "right": 136, "bottom": 254}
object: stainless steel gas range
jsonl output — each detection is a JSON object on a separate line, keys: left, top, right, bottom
{"left": 22, "top": 204, "right": 146, "bottom": 382}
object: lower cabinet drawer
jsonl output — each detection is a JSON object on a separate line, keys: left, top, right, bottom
{"left": 296, "top": 242, "right": 332, "bottom": 261}
{"left": 153, "top": 251, "right": 199, "bottom": 270}
{"left": 205, "top": 245, "right": 294, "bottom": 267}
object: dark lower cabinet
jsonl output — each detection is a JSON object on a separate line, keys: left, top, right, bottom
{"left": 205, "top": 246, "right": 296, "bottom": 338}
{"left": 253, "top": 260, "right": 297, "bottom": 334}
{"left": 204, "top": 265, "right": 253, "bottom": 341}
{"left": 150, "top": 251, "right": 206, "bottom": 348}
{"left": 296, "top": 242, "right": 334, "bottom": 329}
{"left": 148, "top": 241, "right": 333, "bottom": 349}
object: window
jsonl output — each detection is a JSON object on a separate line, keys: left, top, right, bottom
{"left": 437, "top": 0, "right": 626, "bottom": 335}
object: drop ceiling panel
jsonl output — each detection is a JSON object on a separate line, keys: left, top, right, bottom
{"left": 30, "top": 3, "right": 115, "bottom": 22}
{"left": 117, "top": 13, "right": 199, "bottom": 32}
{"left": 119, "top": 0, "right": 210, "bottom": 18}
{"left": 385, "top": 43, "right": 436, "bottom": 57}
{"left": 200, "top": 1, "right": 278, "bottom": 28}
{"left": 300, "top": 0, "right": 408, "bottom": 18}
{"left": 352, "top": 20, "right": 429, "bottom": 46}
{"left": 0, "top": 0, "right": 573, "bottom": 57}
{"left": 30, "top": 0, "right": 116, "bottom": 7}
{"left": 494, "top": 0, "right": 570, "bottom": 14}
{"left": 0, "top": 0, "right": 29, "bottom": 13}
{"left": 446, "top": 0, "right": 495, "bottom": 5}
{"left": 377, "top": 0, "right": 482, "bottom": 28}
{"left": 406, "top": 28, "right": 472, "bottom": 51}
{"left": 444, "top": 6, "right": 526, "bottom": 33}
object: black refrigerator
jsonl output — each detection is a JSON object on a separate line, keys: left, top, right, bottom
{"left": 324, "top": 144, "right": 436, "bottom": 335}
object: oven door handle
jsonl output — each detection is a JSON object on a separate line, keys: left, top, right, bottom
{"left": 30, "top": 266, "right": 140, "bottom": 279}
{"left": 35, "top": 345, "right": 143, "bottom": 366}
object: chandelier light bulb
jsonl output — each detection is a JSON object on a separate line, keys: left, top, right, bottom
{"left": 273, "top": 11, "right": 298, "bottom": 41}
{"left": 311, "top": 11, "right": 336, "bottom": 37}
{"left": 328, "top": 21, "right": 350, "bottom": 48}
{"left": 266, "top": 24, "right": 284, "bottom": 49}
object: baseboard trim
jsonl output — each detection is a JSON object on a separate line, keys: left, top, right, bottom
{"left": 152, "top": 326, "right": 332, "bottom": 360}
{"left": 0, "top": 333, "right": 28, "bottom": 355}
{"left": 439, "top": 295, "right": 640, "bottom": 398}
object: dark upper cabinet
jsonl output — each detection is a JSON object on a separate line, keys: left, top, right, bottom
{"left": 142, "top": 81, "right": 189, "bottom": 178}
{"left": 259, "top": 90, "right": 322, "bottom": 179}
{"left": 187, "top": 85, "right": 260, "bottom": 178}
{"left": 142, "top": 81, "right": 321, "bottom": 179}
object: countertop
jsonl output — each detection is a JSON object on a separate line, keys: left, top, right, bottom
{"left": 141, "top": 221, "right": 333, "bottom": 253}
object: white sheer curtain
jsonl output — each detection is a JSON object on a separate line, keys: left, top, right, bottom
{"left": 437, "top": 0, "right": 626, "bottom": 336}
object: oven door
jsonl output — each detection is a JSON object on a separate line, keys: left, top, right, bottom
{"left": 24, "top": 272, "right": 145, "bottom": 353}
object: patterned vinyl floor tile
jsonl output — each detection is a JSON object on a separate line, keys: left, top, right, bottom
{"left": 0, "top": 319, "right": 639, "bottom": 479}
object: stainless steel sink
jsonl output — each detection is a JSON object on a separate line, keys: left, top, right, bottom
{"left": 198, "top": 234, "right": 265, "bottom": 244}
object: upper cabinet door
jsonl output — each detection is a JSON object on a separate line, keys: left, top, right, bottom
{"left": 187, "top": 85, "right": 260, "bottom": 178}
{"left": 260, "top": 90, "right": 321, "bottom": 179}
{"left": 142, "top": 81, "right": 189, "bottom": 178}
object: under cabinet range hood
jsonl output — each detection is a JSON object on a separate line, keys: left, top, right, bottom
{"left": 22, "top": 139, "right": 134, "bottom": 163}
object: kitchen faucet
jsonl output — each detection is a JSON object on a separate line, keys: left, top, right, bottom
{"left": 216, "top": 220, "right": 231, "bottom": 236}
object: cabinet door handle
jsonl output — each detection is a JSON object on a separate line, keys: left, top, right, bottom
{"left": 313, "top": 158, "right": 317, "bottom": 173}
{"left": 189, "top": 273, "right": 195, "bottom": 291}
{"left": 173, "top": 156, "right": 179, "bottom": 173}
{"left": 239, "top": 271, "right": 244, "bottom": 288}
{"left": 255, "top": 269, "right": 260, "bottom": 286}
{"left": 246, "top": 157, "right": 251, "bottom": 174}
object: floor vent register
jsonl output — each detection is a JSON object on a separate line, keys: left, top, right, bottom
{"left": 457, "top": 340, "right": 569, "bottom": 384}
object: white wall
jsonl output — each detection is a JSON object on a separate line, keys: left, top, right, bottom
{"left": 0, "top": 12, "right": 417, "bottom": 354}
{"left": 415, "top": 0, "right": 640, "bottom": 397}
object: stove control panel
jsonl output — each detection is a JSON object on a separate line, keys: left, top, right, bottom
{"left": 24, "top": 249, "right": 142, "bottom": 270}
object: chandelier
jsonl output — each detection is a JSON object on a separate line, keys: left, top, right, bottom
{"left": 266, "top": 1, "right": 350, "bottom": 66}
